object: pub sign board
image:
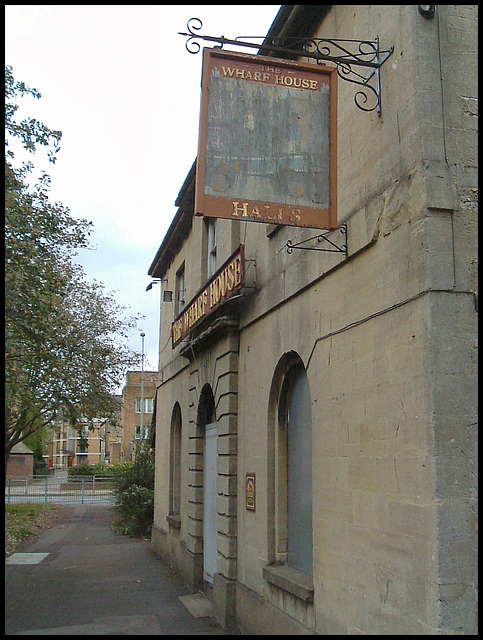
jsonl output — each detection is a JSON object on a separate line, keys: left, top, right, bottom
{"left": 172, "top": 245, "right": 245, "bottom": 348}
{"left": 195, "top": 48, "right": 337, "bottom": 230}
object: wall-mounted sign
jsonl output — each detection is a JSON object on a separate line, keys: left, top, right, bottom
{"left": 195, "top": 48, "right": 337, "bottom": 230}
{"left": 172, "top": 245, "right": 245, "bottom": 348}
{"left": 246, "top": 473, "right": 256, "bottom": 511}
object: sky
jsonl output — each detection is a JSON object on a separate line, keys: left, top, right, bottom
{"left": 5, "top": 4, "right": 280, "bottom": 390}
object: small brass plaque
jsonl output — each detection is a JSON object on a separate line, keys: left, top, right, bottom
{"left": 246, "top": 473, "right": 256, "bottom": 511}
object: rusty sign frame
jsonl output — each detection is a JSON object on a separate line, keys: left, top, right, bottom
{"left": 195, "top": 48, "right": 337, "bottom": 230}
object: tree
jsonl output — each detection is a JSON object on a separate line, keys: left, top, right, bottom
{"left": 5, "top": 65, "right": 141, "bottom": 476}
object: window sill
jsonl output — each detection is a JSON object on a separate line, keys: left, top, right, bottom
{"left": 263, "top": 564, "right": 314, "bottom": 603}
{"left": 166, "top": 514, "right": 181, "bottom": 529}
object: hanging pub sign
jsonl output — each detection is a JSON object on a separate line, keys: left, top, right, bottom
{"left": 195, "top": 48, "right": 337, "bottom": 230}
{"left": 172, "top": 245, "right": 245, "bottom": 348}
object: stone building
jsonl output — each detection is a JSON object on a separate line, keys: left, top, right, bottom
{"left": 148, "top": 5, "right": 477, "bottom": 634}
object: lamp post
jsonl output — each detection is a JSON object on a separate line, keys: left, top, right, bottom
{"left": 146, "top": 278, "right": 167, "bottom": 373}
{"left": 140, "top": 332, "right": 145, "bottom": 444}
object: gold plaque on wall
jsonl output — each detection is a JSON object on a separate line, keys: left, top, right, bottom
{"left": 246, "top": 473, "right": 256, "bottom": 511}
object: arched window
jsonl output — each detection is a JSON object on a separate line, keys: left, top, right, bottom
{"left": 169, "top": 403, "right": 182, "bottom": 517}
{"left": 268, "top": 353, "right": 313, "bottom": 575}
{"left": 283, "top": 366, "right": 313, "bottom": 574}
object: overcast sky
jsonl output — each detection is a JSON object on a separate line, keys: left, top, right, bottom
{"left": 5, "top": 4, "right": 280, "bottom": 390}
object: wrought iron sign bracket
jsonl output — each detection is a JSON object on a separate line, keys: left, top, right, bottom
{"left": 179, "top": 18, "right": 394, "bottom": 116}
{"left": 286, "top": 225, "right": 347, "bottom": 256}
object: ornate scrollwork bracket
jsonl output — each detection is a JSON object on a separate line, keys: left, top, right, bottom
{"left": 179, "top": 18, "right": 394, "bottom": 116}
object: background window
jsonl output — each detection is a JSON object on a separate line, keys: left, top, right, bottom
{"left": 136, "top": 397, "right": 154, "bottom": 413}
{"left": 169, "top": 403, "right": 182, "bottom": 516}
{"left": 207, "top": 219, "right": 217, "bottom": 278}
{"left": 175, "top": 263, "right": 186, "bottom": 316}
{"left": 135, "top": 424, "right": 149, "bottom": 439}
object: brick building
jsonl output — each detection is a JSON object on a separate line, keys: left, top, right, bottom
{"left": 120, "top": 371, "right": 158, "bottom": 461}
{"left": 6, "top": 442, "right": 34, "bottom": 479}
{"left": 48, "top": 396, "right": 122, "bottom": 469}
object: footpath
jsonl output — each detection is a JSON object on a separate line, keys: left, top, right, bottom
{"left": 5, "top": 504, "right": 239, "bottom": 635}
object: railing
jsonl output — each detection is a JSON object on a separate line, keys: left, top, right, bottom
{"left": 5, "top": 475, "right": 120, "bottom": 505}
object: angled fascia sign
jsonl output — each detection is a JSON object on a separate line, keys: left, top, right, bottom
{"left": 195, "top": 48, "right": 337, "bottom": 230}
{"left": 172, "top": 245, "right": 245, "bottom": 348}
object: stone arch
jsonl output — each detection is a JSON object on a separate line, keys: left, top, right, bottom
{"left": 197, "top": 383, "right": 216, "bottom": 431}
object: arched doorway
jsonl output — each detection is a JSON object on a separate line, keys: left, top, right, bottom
{"left": 197, "top": 384, "right": 217, "bottom": 586}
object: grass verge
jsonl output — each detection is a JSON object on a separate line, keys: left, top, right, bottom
{"left": 5, "top": 504, "right": 63, "bottom": 558}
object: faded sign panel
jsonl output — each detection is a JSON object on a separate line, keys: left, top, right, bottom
{"left": 196, "top": 49, "right": 337, "bottom": 230}
{"left": 205, "top": 77, "right": 331, "bottom": 207}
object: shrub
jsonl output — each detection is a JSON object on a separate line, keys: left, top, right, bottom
{"left": 101, "top": 462, "right": 134, "bottom": 477}
{"left": 33, "top": 462, "right": 49, "bottom": 476}
{"left": 67, "top": 462, "right": 134, "bottom": 478}
{"left": 67, "top": 463, "right": 94, "bottom": 477}
{"left": 112, "top": 442, "right": 154, "bottom": 538}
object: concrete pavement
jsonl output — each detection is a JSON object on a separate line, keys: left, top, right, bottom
{"left": 5, "top": 504, "right": 239, "bottom": 635}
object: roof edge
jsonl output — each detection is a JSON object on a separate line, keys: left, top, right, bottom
{"left": 148, "top": 160, "right": 196, "bottom": 277}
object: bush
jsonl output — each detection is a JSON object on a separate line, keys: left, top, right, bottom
{"left": 112, "top": 442, "right": 154, "bottom": 538}
{"left": 33, "top": 461, "right": 49, "bottom": 476}
{"left": 68, "top": 464, "right": 95, "bottom": 477}
{"left": 101, "top": 462, "right": 134, "bottom": 478}
{"left": 67, "top": 462, "right": 134, "bottom": 478}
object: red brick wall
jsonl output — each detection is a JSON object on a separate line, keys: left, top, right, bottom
{"left": 6, "top": 454, "right": 34, "bottom": 479}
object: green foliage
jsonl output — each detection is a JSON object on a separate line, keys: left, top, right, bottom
{"left": 67, "top": 463, "right": 95, "bottom": 477}
{"left": 67, "top": 462, "right": 133, "bottom": 477}
{"left": 5, "top": 65, "right": 61, "bottom": 163}
{"left": 23, "top": 430, "right": 47, "bottom": 461}
{"left": 112, "top": 442, "right": 154, "bottom": 538}
{"left": 100, "top": 462, "right": 134, "bottom": 478}
{"left": 33, "top": 465, "right": 49, "bottom": 477}
{"left": 113, "top": 486, "right": 154, "bottom": 537}
{"left": 5, "top": 66, "right": 141, "bottom": 469}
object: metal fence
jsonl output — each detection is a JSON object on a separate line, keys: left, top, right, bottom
{"left": 5, "top": 475, "right": 119, "bottom": 505}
